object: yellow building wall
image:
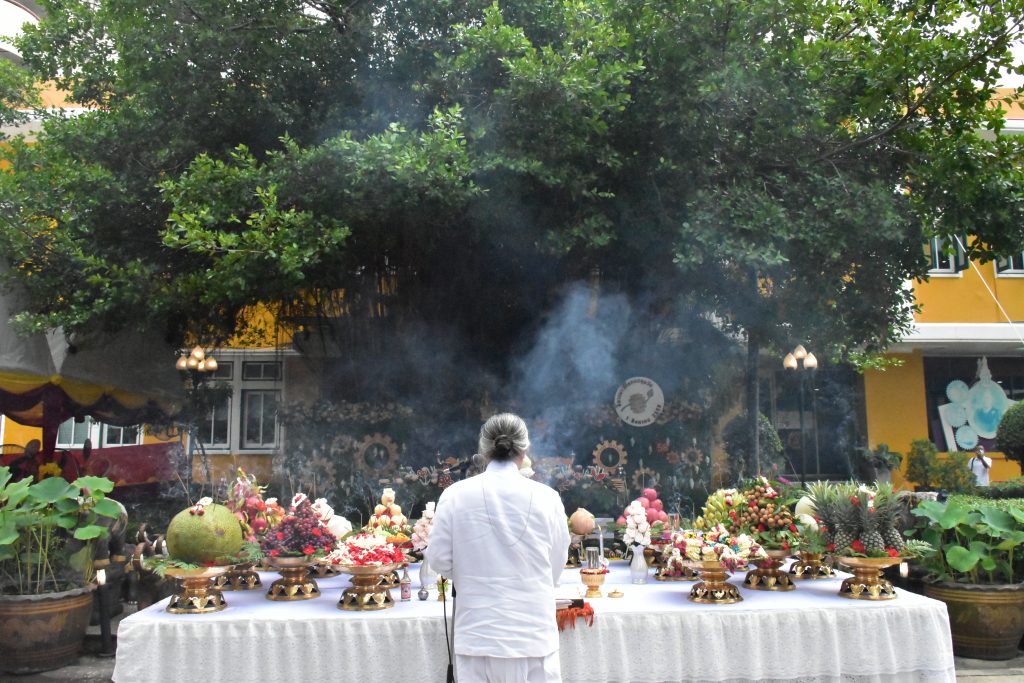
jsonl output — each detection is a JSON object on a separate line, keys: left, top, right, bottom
{"left": 913, "top": 262, "right": 1024, "bottom": 324}
{"left": 863, "top": 351, "right": 1022, "bottom": 487}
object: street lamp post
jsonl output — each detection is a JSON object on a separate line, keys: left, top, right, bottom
{"left": 783, "top": 345, "right": 817, "bottom": 487}
{"left": 175, "top": 346, "right": 218, "bottom": 491}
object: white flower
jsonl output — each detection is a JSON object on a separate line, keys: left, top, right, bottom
{"left": 265, "top": 498, "right": 278, "bottom": 506}
{"left": 291, "top": 492, "right": 308, "bottom": 509}
{"left": 197, "top": 497, "right": 213, "bottom": 507}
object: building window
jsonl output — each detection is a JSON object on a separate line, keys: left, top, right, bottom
{"left": 242, "top": 390, "right": 279, "bottom": 448}
{"left": 103, "top": 424, "right": 141, "bottom": 446}
{"left": 197, "top": 397, "right": 231, "bottom": 448}
{"left": 926, "top": 236, "right": 968, "bottom": 274}
{"left": 242, "top": 362, "right": 281, "bottom": 381}
{"left": 57, "top": 418, "right": 93, "bottom": 448}
{"left": 209, "top": 361, "right": 234, "bottom": 380}
{"left": 996, "top": 253, "right": 1024, "bottom": 275}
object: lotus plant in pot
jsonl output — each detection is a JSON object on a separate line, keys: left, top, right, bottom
{"left": 0, "top": 466, "right": 120, "bottom": 674}
{"left": 910, "top": 497, "right": 1024, "bottom": 660}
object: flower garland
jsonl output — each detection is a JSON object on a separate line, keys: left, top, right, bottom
{"left": 327, "top": 532, "right": 406, "bottom": 566}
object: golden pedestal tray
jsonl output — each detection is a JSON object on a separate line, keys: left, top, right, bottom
{"left": 744, "top": 549, "right": 796, "bottom": 591}
{"left": 687, "top": 560, "right": 742, "bottom": 604}
{"left": 215, "top": 562, "right": 262, "bottom": 591}
{"left": 336, "top": 563, "right": 402, "bottom": 611}
{"left": 308, "top": 562, "right": 343, "bottom": 579}
{"left": 788, "top": 551, "right": 834, "bottom": 579}
{"left": 834, "top": 556, "right": 902, "bottom": 600}
{"left": 265, "top": 556, "right": 320, "bottom": 601}
{"left": 165, "top": 566, "right": 229, "bottom": 614}
{"left": 579, "top": 568, "right": 606, "bottom": 598}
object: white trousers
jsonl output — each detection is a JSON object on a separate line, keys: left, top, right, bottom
{"left": 455, "top": 651, "right": 561, "bottom": 683}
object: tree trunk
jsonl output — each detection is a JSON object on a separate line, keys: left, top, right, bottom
{"left": 746, "top": 332, "right": 760, "bottom": 477}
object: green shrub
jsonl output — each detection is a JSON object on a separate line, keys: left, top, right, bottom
{"left": 722, "top": 413, "right": 785, "bottom": 484}
{"left": 996, "top": 402, "right": 1024, "bottom": 467}
{"left": 905, "top": 439, "right": 939, "bottom": 489}
{"left": 975, "top": 477, "right": 1024, "bottom": 500}
{"left": 934, "top": 452, "right": 976, "bottom": 494}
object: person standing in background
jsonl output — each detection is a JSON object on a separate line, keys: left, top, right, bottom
{"left": 968, "top": 444, "right": 993, "bottom": 487}
{"left": 427, "top": 413, "right": 570, "bottom": 683}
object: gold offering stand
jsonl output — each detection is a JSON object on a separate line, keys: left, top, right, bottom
{"left": 215, "top": 562, "right": 262, "bottom": 591}
{"left": 337, "top": 563, "right": 402, "bottom": 611}
{"left": 308, "top": 562, "right": 342, "bottom": 579}
{"left": 654, "top": 561, "right": 698, "bottom": 581}
{"left": 165, "top": 566, "right": 229, "bottom": 614}
{"left": 788, "top": 552, "right": 834, "bottom": 579}
{"left": 265, "top": 556, "right": 320, "bottom": 601}
{"left": 579, "top": 568, "right": 607, "bottom": 598}
{"left": 744, "top": 548, "right": 795, "bottom": 591}
{"left": 688, "top": 560, "right": 742, "bottom": 604}
{"left": 835, "top": 556, "right": 902, "bottom": 600}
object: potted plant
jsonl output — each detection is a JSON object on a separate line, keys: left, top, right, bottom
{"left": 905, "top": 439, "right": 939, "bottom": 491}
{"left": 0, "top": 466, "right": 120, "bottom": 673}
{"left": 856, "top": 444, "right": 903, "bottom": 484}
{"left": 910, "top": 497, "right": 1024, "bottom": 660}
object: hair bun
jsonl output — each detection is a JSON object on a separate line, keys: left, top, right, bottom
{"left": 494, "top": 435, "right": 513, "bottom": 457}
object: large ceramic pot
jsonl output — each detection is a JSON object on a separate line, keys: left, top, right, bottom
{"left": 0, "top": 584, "right": 96, "bottom": 674}
{"left": 925, "top": 581, "right": 1024, "bottom": 660}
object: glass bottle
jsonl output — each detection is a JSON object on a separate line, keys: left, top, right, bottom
{"left": 400, "top": 567, "right": 412, "bottom": 601}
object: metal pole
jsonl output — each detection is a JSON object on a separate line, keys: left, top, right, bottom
{"left": 798, "top": 372, "right": 807, "bottom": 487}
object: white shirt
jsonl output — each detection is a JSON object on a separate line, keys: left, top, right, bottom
{"left": 426, "top": 459, "right": 570, "bottom": 659}
{"left": 969, "top": 455, "right": 993, "bottom": 487}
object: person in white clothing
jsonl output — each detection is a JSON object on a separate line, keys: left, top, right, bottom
{"left": 968, "top": 445, "right": 993, "bottom": 487}
{"left": 426, "top": 413, "right": 570, "bottom": 683}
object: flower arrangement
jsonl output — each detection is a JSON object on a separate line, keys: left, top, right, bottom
{"left": 327, "top": 532, "right": 407, "bottom": 566}
{"left": 259, "top": 494, "right": 337, "bottom": 559}
{"left": 622, "top": 500, "right": 652, "bottom": 547}
{"left": 411, "top": 502, "right": 435, "bottom": 552}
{"left": 672, "top": 525, "right": 768, "bottom": 571}
{"left": 223, "top": 468, "right": 285, "bottom": 541}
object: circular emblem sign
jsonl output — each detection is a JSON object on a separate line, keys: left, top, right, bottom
{"left": 614, "top": 377, "right": 665, "bottom": 427}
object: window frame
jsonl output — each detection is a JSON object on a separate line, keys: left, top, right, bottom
{"left": 240, "top": 389, "right": 280, "bottom": 449}
{"left": 995, "top": 253, "right": 1024, "bottom": 277}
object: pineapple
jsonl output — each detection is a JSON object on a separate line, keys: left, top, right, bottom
{"left": 874, "top": 483, "right": 906, "bottom": 552}
{"left": 860, "top": 503, "right": 886, "bottom": 553}
{"left": 832, "top": 482, "right": 864, "bottom": 553}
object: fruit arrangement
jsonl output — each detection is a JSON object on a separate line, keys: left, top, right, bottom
{"left": 804, "top": 481, "right": 905, "bottom": 556}
{"left": 670, "top": 525, "right": 768, "bottom": 571}
{"left": 694, "top": 488, "right": 747, "bottom": 530}
{"left": 366, "top": 488, "right": 411, "bottom": 541}
{"left": 260, "top": 494, "right": 337, "bottom": 558}
{"left": 327, "top": 532, "right": 407, "bottom": 566}
{"left": 731, "top": 477, "right": 800, "bottom": 550}
{"left": 616, "top": 488, "right": 669, "bottom": 526}
{"left": 223, "top": 468, "right": 285, "bottom": 541}
{"left": 166, "top": 498, "right": 244, "bottom": 565}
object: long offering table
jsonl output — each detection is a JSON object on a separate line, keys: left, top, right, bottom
{"left": 113, "top": 562, "right": 955, "bottom": 683}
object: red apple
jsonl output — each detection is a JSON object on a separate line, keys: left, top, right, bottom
{"left": 646, "top": 507, "right": 660, "bottom": 523}
{"left": 643, "top": 488, "right": 658, "bottom": 501}
{"left": 637, "top": 497, "right": 651, "bottom": 509}
{"left": 652, "top": 499, "right": 664, "bottom": 511}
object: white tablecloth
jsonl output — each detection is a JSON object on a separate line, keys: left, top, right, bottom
{"left": 113, "top": 562, "right": 955, "bottom": 683}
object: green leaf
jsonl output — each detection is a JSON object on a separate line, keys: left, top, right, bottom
{"left": 945, "top": 545, "right": 981, "bottom": 573}
{"left": 73, "top": 525, "right": 108, "bottom": 540}
{"left": 28, "top": 477, "right": 75, "bottom": 504}
{"left": 72, "top": 476, "right": 114, "bottom": 494}
{"left": 0, "top": 521, "right": 18, "bottom": 545}
{"left": 979, "top": 506, "right": 1016, "bottom": 534}
{"left": 92, "top": 497, "right": 122, "bottom": 519}
{"left": 937, "top": 503, "right": 970, "bottom": 530}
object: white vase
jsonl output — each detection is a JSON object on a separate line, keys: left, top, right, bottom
{"left": 419, "top": 556, "right": 438, "bottom": 590}
{"left": 630, "top": 544, "right": 649, "bottom": 584}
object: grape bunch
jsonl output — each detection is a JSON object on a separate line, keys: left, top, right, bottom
{"left": 260, "top": 498, "right": 337, "bottom": 558}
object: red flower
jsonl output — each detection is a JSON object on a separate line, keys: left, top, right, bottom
{"left": 827, "top": 543, "right": 836, "bottom": 552}
{"left": 758, "top": 523, "right": 766, "bottom": 532}
{"left": 312, "top": 528, "right": 322, "bottom": 536}
{"left": 851, "top": 539, "right": 866, "bottom": 553}
{"left": 276, "top": 532, "right": 285, "bottom": 541}
{"left": 819, "top": 524, "right": 828, "bottom": 533}
{"left": 270, "top": 549, "right": 280, "bottom": 557}
{"left": 887, "top": 548, "right": 900, "bottom": 557}
{"left": 303, "top": 545, "right": 315, "bottom": 555}
{"left": 782, "top": 541, "right": 790, "bottom": 551}
{"left": 850, "top": 496, "right": 860, "bottom": 506}
{"left": 789, "top": 524, "right": 797, "bottom": 533}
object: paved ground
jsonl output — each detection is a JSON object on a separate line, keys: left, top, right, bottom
{"left": 4, "top": 604, "right": 1022, "bottom": 682}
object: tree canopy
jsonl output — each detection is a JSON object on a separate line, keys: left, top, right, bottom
{"left": 1, "top": 0, "right": 1022, "bottom": 369}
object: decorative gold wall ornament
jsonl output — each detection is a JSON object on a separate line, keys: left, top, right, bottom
{"left": 355, "top": 433, "right": 401, "bottom": 477}
{"left": 592, "top": 440, "right": 628, "bottom": 474}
